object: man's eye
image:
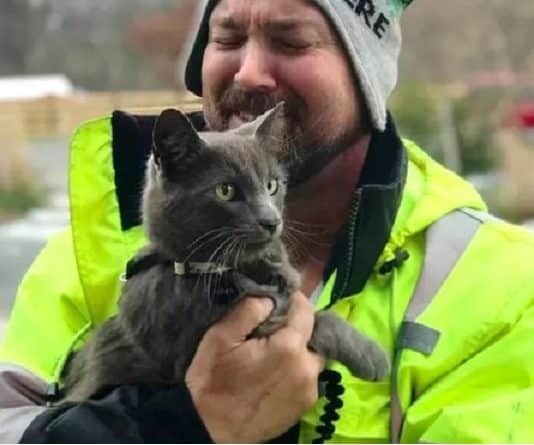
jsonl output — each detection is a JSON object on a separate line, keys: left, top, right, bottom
{"left": 274, "top": 39, "right": 311, "bottom": 53}
{"left": 212, "top": 36, "right": 244, "bottom": 49}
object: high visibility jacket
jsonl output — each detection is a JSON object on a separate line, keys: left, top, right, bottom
{"left": 1, "top": 111, "right": 534, "bottom": 443}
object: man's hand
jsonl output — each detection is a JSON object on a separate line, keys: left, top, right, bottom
{"left": 185, "top": 292, "right": 325, "bottom": 443}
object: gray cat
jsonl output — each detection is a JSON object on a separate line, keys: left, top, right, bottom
{"left": 63, "top": 105, "right": 390, "bottom": 402}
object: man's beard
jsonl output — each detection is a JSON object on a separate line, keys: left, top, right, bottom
{"left": 204, "top": 85, "right": 366, "bottom": 187}
{"left": 283, "top": 121, "right": 366, "bottom": 187}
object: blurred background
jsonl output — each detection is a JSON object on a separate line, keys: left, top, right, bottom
{"left": 0, "top": 0, "right": 533, "bottom": 339}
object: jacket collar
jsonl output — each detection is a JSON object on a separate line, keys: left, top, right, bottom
{"left": 110, "top": 111, "right": 206, "bottom": 232}
{"left": 327, "top": 113, "right": 407, "bottom": 303}
{"left": 110, "top": 110, "right": 406, "bottom": 303}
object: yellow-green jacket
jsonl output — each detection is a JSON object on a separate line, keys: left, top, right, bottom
{"left": 1, "top": 111, "right": 534, "bottom": 443}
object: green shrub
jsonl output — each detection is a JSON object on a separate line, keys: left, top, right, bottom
{"left": 0, "top": 182, "right": 46, "bottom": 214}
{"left": 391, "top": 83, "right": 505, "bottom": 176}
{"left": 450, "top": 88, "right": 505, "bottom": 175}
{"left": 390, "top": 83, "right": 443, "bottom": 161}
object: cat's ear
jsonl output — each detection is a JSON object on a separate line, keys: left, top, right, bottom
{"left": 253, "top": 102, "right": 286, "bottom": 141}
{"left": 152, "top": 109, "right": 202, "bottom": 174}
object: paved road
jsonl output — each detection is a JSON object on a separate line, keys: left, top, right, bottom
{"left": 0, "top": 195, "right": 69, "bottom": 308}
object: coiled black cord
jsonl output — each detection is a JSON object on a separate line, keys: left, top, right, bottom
{"left": 312, "top": 369, "right": 344, "bottom": 443}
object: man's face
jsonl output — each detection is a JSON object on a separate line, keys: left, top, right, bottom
{"left": 201, "top": 0, "right": 369, "bottom": 181}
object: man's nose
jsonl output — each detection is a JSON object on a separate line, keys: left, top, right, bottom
{"left": 234, "top": 42, "right": 277, "bottom": 92}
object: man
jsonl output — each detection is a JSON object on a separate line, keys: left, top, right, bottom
{"left": 1, "top": 0, "right": 534, "bottom": 442}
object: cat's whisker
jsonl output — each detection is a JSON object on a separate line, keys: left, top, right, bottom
{"left": 216, "top": 237, "right": 240, "bottom": 304}
{"left": 184, "top": 229, "right": 234, "bottom": 263}
{"left": 236, "top": 237, "right": 247, "bottom": 268}
{"left": 221, "top": 236, "right": 243, "bottom": 301}
{"left": 284, "top": 229, "right": 329, "bottom": 245}
{"left": 191, "top": 226, "right": 239, "bottom": 247}
{"left": 184, "top": 227, "right": 226, "bottom": 251}
{"left": 207, "top": 236, "right": 234, "bottom": 275}
{"left": 223, "top": 236, "right": 239, "bottom": 266}
{"left": 232, "top": 238, "right": 245, "bottom": 298}
{"left": 284, "top": 218, "right": 330, "bottom": 230}
{"left": 282, "top": 230, "right": 319, "bottom": 265}
{"left": 282, "top": 226, "right": 311, "bottom": 246}
{"left": 232, "top": 238, "right": 245, "bottom": 300}
{"left": 283, "top": 237, "right": 303, "bottom": 264}
{"left": 201, "top": 235, "right": 235, "bottom": 307}
{"left": 210, "top": 235, "right": 239, "bottom": 298}
{"left": 185, "top": 227, "right": 234, "bottom": 252}
{"left": 195, "top": 229, "right": 249, "bottom": 306}
{"left": 232, "top": 224, "right": 255, "bottom": 235}
{"left": 284, "top": 226, "right": 332, "bottom": 248}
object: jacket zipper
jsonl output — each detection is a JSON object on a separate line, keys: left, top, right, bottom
{"left": 331, "top": 187, "right": 362, "bottom": 303}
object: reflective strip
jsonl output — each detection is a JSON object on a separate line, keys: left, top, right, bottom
{"left": 390, "top": 209, "right": 487, "bottom": 443}
{"left": 405, "top": 210, "right": 483, "bottom": 322}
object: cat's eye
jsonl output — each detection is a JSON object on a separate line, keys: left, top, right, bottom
{"left": 215, "top": 183, "right": 236, "bottom": 201}
{"left": 266, "top": 179, "right": 279, "bottom": 196}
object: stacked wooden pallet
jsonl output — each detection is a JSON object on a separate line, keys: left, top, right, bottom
{"left": 0, "top": 90, "right": 201, "bottom": 140}
{"left": 0, "top": 103, "right": 30, "bottom": 187}
{"left": 0, "top": 90, "right": 201, "bottom": 187}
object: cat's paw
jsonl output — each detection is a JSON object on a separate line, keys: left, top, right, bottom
{"left": 283, "top": 265, "right": 301, "bottom": 294}
{"left": 310, "top": 311, "right": 390, "bottom": 382}
{"left": 237, "top": 273, "right": 279, "bottom": 298}
{"left": 342, "top": 336, "right": 390, "bottom": 381}
{"left": 248, "top": 314, "right": 288, "bottom": 339}
{"left": 262, "top": 261, "right": 300, "bottom": 298}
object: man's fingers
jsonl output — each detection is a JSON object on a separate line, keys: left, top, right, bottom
{"left": 207, "top": 292, "right": 316, "bottom": 354}
{"left": 210, "top": 297, "right": 274, "bottom": 342}
{"left": 311, "top": 350, "right": 327, "bottom": 373}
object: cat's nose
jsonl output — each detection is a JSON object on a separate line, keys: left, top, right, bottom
{"left": 259, "top": 219, "right": 282, "bottom": 236}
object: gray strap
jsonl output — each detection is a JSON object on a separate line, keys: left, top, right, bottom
{"left": 390, "top": 209, "right": 485, "bottom": 443}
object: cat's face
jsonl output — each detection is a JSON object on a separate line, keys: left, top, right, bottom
{"left": 143, "top": 105, "right": 288, "bottom": 263}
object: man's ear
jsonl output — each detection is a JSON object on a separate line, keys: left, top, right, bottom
{"left": 152, "top": 108, "right": 202, "bottom": 176}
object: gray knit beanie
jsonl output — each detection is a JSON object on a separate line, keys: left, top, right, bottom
{"left": 185, "top": 0, "right": 412, "bottom": 131}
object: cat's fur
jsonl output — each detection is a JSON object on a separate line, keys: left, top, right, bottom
{"left": 63, "top": 105, "right": 390, "bottom": 402}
